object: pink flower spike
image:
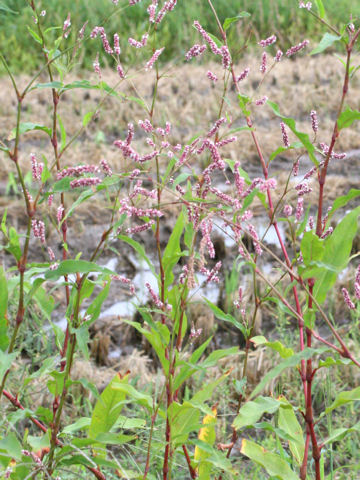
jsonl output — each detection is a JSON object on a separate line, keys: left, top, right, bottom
{"left": 117, "top": 64, "right": 125, "bottom": 79}
{"left": 260, "top": 52, "right": 267, "bottom": 74}
{"left": 356, "top": 264, "right": 360, "bottom": 285}
{"left": 70, "top": 177, "right": 101, "bottom": 189}
{"left": 207, "top": 70, "right": 218, "bottom": 82}
{"left": 280, "top": 122, "right": 290, "bottom": 147}
{"left": 236, "top": 67, "right": 250, "bottom": 82}
{"left": 126, "top": 220, "right": 155, "bottom": 234}
{"left": 355, "top": 282, "right": 360, "bottom": 300}
{"left": 48, "top": 247, "right": 55, "bottom": 261}
{"left": 342, "top": 287, "right": 355, "bottom": 310}
{"left": 63, "top": 13, "right": 71, "bottom": 32}
{"left": 57, "top": 205, "right": 64, "bottom": 225}
{"left": 145, "top": 47, "right": 164, "bottom": 70}
{"left": 114, "top": 33, "right": 121, "bottom": 55}
{"left": 255, "top": 96, "right": 268, "bottom": 106}
{"left": 193, "top": 20, "right": 221, "bottom": 55}
{"left": 220, "top": 45, "right": 231, "bottom": 70}
{"left": 100, "top": 158, "right": 113, "bottom": 176}
{"left": 295, "top": 197, "right": 304, "bottom": 221}
{"left": 283, "top": 204, "right": 293, "bottom": 217}
{"left": 48, "top": 194, "right": 54, "bottom": 207}
{"left": 274, "top": 50, "right": 283, "bottom": 62}
{"left": 79, "top": 21, "right": 88, "bottom": 39}
{"left": 286, "top": 39, "right": 309, "bottom": 57}
{"left": 93, "top": 54, "right": 101, "bottom": 77}
{"left": 185, "top": 44, "right": 207, "bottom": 61}
{"left": 310, "top": 110, "right": 318, "bottom": 133}
{"left": 259, "top": 34, "right": 277, "bottom": 47}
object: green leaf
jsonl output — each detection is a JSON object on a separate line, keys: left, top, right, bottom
{"left": 117, "top": 235, "right": 156, "bottom": 276}
{"left": 301, "top": 231, "right": 324, "bottom": 266}
{"left": 83, "top": 111, "right": 94, "bottom": 127}
{"left": 27, "top": 26, "right": 42, "bottom": 44}
{"left": 94, "top": 432, "right": 136, "bottom": 445}
{"left": 63, "top": 189, "right": 95, "bottom": 222}
{"left": 111, "top": 383, "right": 152, "bottom": 411}
{"left": 267, "top": 101, "right": 317, "bottom": 165}
{"left": 238, "top": 93, "right": 251, "bottom": 116}
{"left": 8, "top": 227, "right": 22, "bottom": 261}
{"left": 251, "top": 336, "right": 294, "bottom": 359}
{"left": 314, "top": 0, "right": 326, "bottom": 18}
{"left": 321, "top": 422, "right": 360, "bottom": 446}
{"left": 74, "top": 325, "right": 90, "bottom": 360}
{"left": 89, "top": 374, "right": 128, "bottom": 440}
{"left": 310, "top": 33, "right": 341, "bottom": 55}
{"left": 62, "top": 417, "right": 91, "bottom": 434}
{"left": 45, "top": 260, "right": 116, "bottom": 280}
{"left": 203, "top": 298, "right": 246, "bottom": 336}
{"left": 168, "top": 403, "right": 200, "bottom": 445}
{"left": 60, "top": 80, "right": 124, "bottom": 101}
{"left": 337, "top": 106, "right": 360, "bottom": 130}
{"left": 278, "top": 397, "right": 304, "bottom": 465}
{"left": 249, "top": 347, "right": 328, "bottom": 399}
{"left": 27, "top": 431, "right": 50, "bottom": 451}
{"left": 240, "top": 439, "right": 298, "bottom": 480}
{"left": 0, "top": 350, "right": 17, "bottom": 381}
{"left": 0, "top": 433, "right": 22, "bottom": 461}
{"left": 223, "top": 12, "right": 251, "bottom": 30}
{"left": 0, "top": 266, "right": 8, "bottom": 351}
{"left": 328, "top": 189, "right": 360, "bottom": 217}
{"left": 31, "top": 81, "right": 63, "bottom": 91}
{"left": 57, "top": 114, "right": 66, "bottom": 151}
{"left": 0, "top": 3, "right": 18, "bottom": 13}
{"left": 8, "top": 122, "right": 52, "bottom": 141}
{"left": 162, "top": 211, "right": 185, "bottom": 289}
{"left": 313, "top": 206, "right": 360, "bottom": 303}
{"left": 325, "top": 386, "right": 360, "bottom": 414}
{"left": 233, "top": 396, "right": 281, "bottom": 430}
{"left": 85, "top": 281, "right": 110, "bottom": 324}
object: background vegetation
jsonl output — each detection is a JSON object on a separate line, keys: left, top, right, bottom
{"left": 0, "top": 0, "right": 358, "bottom": 74}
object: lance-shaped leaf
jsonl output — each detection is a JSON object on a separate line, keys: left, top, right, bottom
{"left": 278, "top": 397, "right": 305, "bottom": 465}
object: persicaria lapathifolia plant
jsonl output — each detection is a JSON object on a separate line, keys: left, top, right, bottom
{"left": 0, "top": 0, "right": 360, "bottom": 479}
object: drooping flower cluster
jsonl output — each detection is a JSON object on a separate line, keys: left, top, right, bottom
{"left": 145, "top": 48, "right": 165, "bottom": 70}
{"left": 258, "top": 35, "right": 277, "bottom": 47}
{"left": 286, "top": 39, "right": 309, "bottom": 57}
{"left": 185, "top": 44, "right": 207, "bottom": 61}
{"left": 207, "top": 70, "right": 218, "bottom": 82}
{"left": 320, "top": 143, "right": 346, "bottom": 159}
{"left": 32, "top": 219, "right": 45, "bottom": 244}
{"left": 128, "top": 33, "right": 148, "bottom": 49}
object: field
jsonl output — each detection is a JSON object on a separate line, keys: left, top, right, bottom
{"left": 1, "top": 1, "right": 360, "bottom": 479}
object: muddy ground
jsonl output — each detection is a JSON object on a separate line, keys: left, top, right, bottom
{"left": 0, "top": 53, "right": 360, "bottom": 390}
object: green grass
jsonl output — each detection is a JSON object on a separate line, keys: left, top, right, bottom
{"left": 0, "top": 0, "right": 358, "bottom": 75}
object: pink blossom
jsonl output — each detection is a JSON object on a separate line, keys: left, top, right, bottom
{"left": 111, "top": 275, "right": 135, "bottom": 294}
{"left": 342, "top": 287, "right": 355, "bottom": 310}
{"left": 280, "top": 122, "right": 290, "bottom": 147}
{"left": 138, "top": 119, "right": 153, "bottom": 132}
{"left": 147, "top": 3, "right": 157, "bottom": 22}
{"left": 40, "top": 10, "right": 46, "bottom": 17}
{"left": 185, "top": 44, "right": 207, "bottom": 61}
{"left": 129, "top": 0, "right": 142, "bottom": 4}
{"left": 293, "top": 158, "right": 300, "bottom": 177}
{"left": 236, "top": 67, "right": 250, "bottom": 82}
{"left": 259, "top": 178, "right": 277, "bottom": 192}
{"left": 299, "top": 1, "right": 312, "bottom": 10}
{"left": 117, "top": 64, "right": 125, "bottom": 79}
{"left": 126, "top": 220, "right": 155, "bottom": 234}
{"left": 295, "top": 197, "right": 304, "bottom": 221}
{"left": 286, "top": 39, "right": 309, "bottom": 57}
{"left": 30, "top": 153, "right": 41, "bottom": 181}
{"left": 48, "top": 247, "right": 56, "bottom": 261}
{"left": 128, "top": 33, "right": 148, "bottom": 49}
{"left": 207, "top": 70, "right": 218, "bottom": 82}
{"left": 32, "top": 219, "right": 46, "bottom": 244}
{"left": 57, "top": 165, "right": 100, "bottom": 179}
{"left": 79, "top": 21, "right": 88, "bottom": 39}
{"left": 48, "top": 194, "right": 54, "bottom": 207}
{"left": 119, "top": 200, "right": 163, "bottom": 218}
{"left": 63, "top": 13, "right": 71, "bottom": 32}
{"left": 130, "top": 169, "right": 141, "bottom": 180}
{"left": 100, "top": 158, "right": 112, "bottom": 176}
{"left": 321, "top": 226, "right": 333, "bottom": 239}
{"left": 145, "top": 282, "right": 165, "bottom": 309}
{"left": 207, "top": 117, "right": 226, "bottom": 138}
{"left": 248, "top": 224, "right": 262, "bottom": 256}
{"left": 220, "top": 45, "right": 231, "bottom": 69}
{"left": 283, "top": 204, "right": 293, "bottom": 217}
{"left": 255, "top": 96, "right": 268, "bottom": 106}
{"left": 320, "top": 143, "right": 346, "bottom": 159}
{"left": 216, "top": 136, "right": 237, "bottom": 148}
{"left": 355, "top": 282, "right": 360, "bottom": 300}
{"left": 260, "top": 52, "right": 267, "bottom": 73}
{"left": 193, "top": 21, "right": 221, "bottom": 55}
{"left": 114, "top": 33, "right": 121, "bottom": 55}
{"left": 57, "top": 205, "right": 64, "bottom": 225}
{"left": 93, "top": 54, "right": 101, "bottom": 77}
{"left": 200, "top": 261, "right": 222, "bottom": 284}
{"left": 70, "top": 177, "right": 101, "bottom": 188}
{"left": 234, "top": 162, "right": 245, "bottom": 196}
{"left": 295, "top": 182, "right": 312, "bottom": 196}
{"left": 259, "top": 35, "right": 277, "bottom": 47}
{"left": 310, "top": 110, "right": 318, "bottom": 133}
{"left": 145, "top": 48, "right": 165, "bottom": 70}
{"left": 356, "top": 264, "right": 360, "bottom": 285}
{"left": 274, "top": 50, "right": 283, "bottom": 62}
